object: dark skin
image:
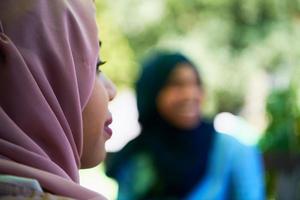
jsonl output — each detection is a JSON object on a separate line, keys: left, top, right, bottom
{"left": 156, "top": 64, "right": 204, "bottom": 129}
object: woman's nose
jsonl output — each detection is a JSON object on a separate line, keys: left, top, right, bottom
{"left": 105, "top": 77, "right": 117, "bottom": 101}
{"left": 182, "top": 85, "right": 202, "bottom": 101}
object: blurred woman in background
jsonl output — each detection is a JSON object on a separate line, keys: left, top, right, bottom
{"left": 106, "top": 52, "right": 265, "bottom": 200}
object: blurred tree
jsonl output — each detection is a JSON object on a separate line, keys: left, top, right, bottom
{"left": 259, "top": 83, "right": 300, "bottom": 199}
{"left": 95, "top": 0, "right": 300, "bottom": 198}
{"left": 95, "top": 1, "right": 138, "bottom": 87}
{"left": 96, "top": 0, "right": 300, "bottom": 115}
{"left": 260, "top": 87, "right": 300, "bottom": 153}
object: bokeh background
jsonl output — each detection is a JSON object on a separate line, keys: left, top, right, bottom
{"left": 80, "top": 1, "right": 300, "bottom": 199}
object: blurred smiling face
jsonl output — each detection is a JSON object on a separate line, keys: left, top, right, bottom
{"left": 156, "top": 63, "right": 203, "bottom": 129}
{"left": 81, "top": 63, "right": 116, "bottom": 169}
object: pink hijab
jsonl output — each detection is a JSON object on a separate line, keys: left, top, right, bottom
{"left": 0, "top": 0, "right": 106, "bottom": 199}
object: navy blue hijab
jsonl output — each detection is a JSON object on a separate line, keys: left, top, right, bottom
{"left": 107, "top": 52, "right": 215, "bottom": 199}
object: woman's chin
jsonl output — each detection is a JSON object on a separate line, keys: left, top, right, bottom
{"left": 80, "top": 151, "right": 106, "bottom": 169}
{"left": 173, "top": 119, "right": 199, "bottom": 130}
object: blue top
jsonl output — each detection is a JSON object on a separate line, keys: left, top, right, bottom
{"left": 186, "top": 133, "right": 265, "bottom": 200}
{"left": 108, "top": 132, "right": 265, "bottom": 200}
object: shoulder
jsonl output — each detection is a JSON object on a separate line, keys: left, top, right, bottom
{"left": 212, "top": 132, "right": 262, "bottom": 163}
{"left": 212, "top": 133, "right": 241, "bottom": 154}
{"left": 0, "top": 175, "right": 73, "bottom": 200}
{"left": 215, "top": 132, "right": 258, "bottom": 150}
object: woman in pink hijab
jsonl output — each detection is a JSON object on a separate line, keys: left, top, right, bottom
{"left": 0, "top": 0, "right": 116, "bottom": 199}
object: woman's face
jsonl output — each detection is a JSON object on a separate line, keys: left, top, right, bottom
{"left": 156, "top": 63, "right": 203, "bottom": 129}
{"left": 81, "top": 69, "right": 116, "bottom": 169}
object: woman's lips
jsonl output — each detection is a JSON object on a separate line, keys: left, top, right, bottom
{"left": 104, "top": 118, "right": 113, "bottom": 139}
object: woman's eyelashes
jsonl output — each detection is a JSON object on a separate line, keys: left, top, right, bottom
{"left": 97, "top": 41, "right": 106, "bottom": 73}
{"left": 96, "top": 59, "right": 106, "bottom": 73}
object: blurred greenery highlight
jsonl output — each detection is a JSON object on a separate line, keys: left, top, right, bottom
{"left": 79, "top": 164, "right": 118, "bottom": 200}
{"left": 95, "top": 0, "right": 300, "bottom": 115}
{"left": 259, "top": 79, "right": 300, "bottom": 199}
{"left": 93, "top": 0, "right": 300, "bottom": 199}
{"left": 260, "top": 85, "right": 300, "bottom": 153}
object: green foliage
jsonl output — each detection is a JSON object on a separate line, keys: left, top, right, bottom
{"left": 260, "top": 86, "right": 300, "bottom": 153}
{"left": 258, "top": 76, "right": 300, "bottom": 198}
{"left": 95, "top": 2, "right": 300, "bottom": 198}
{"left": 96, "top": 0, "right": 300, "bottom": 116}
{"left": 95, "top": 1, "right": 138, "bottom": 88}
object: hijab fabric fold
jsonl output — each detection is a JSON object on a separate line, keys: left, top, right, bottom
{"left": 0, "top": 0, "right": 105, "bottom": 199}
